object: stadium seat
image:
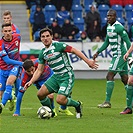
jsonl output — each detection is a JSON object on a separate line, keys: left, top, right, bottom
{"left": 98, "top": 4, "right": 110, "bottom": 18}
{"left": 33, "top": 30, "right": 40, "bottom": 41}
{"left": 111, "top": 5, "right": 123, "bottom": 18}
{"left": 73, "top": 17, "right": 84, "bottom": 31}
{"left": 84, "top": 5, "right": 91, "bottom": 13}
{"left": 101, "top": 17, "right": 107, "bottom": 28}
{"left": 117, "top": 17, "right": 125, "bottom": 26}
{"left": 72, "top": 0, "right": 80, "bottom": 5}
{"left": 44, "top": 5, "right": 56, "bottom": 23}
{"left": 71, "top": 5, "right": 83, "bottom": 19}
{"left": 30, "top": 5, "right": 36, "bottom": 13}
{"left": 46, "top": 17, "right": 55, "bottom": 26}
{"left": 123, "top": 0, "right": 133, "bottom": 6}
{"left": 111, "top": 4, "right": 123, "bottom": 18}
{"left": 125, "top": 4, "right": 133, "bottom": 19}
{"left": 127, "top": 17, "right": 133, "bottom": 30}
{"left": 109, "top": 0, "right": 123, "bottom": 6}
{"left": 83, "top": 0, "right": 93, "bottom": 6}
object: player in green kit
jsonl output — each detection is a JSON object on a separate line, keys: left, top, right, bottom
{"left": 93, "top": 9, "right": 132, "bottom": 108}
{"left": 24, "top": 27, "right": 98, "bottom": 119}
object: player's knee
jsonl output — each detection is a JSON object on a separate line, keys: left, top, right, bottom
{"left": 56, "top": 95, "right": 66, "bottom": 105}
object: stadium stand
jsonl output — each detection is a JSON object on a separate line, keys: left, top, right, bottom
{"left": 125, "top": 4, "right": 133, "bottom": 19}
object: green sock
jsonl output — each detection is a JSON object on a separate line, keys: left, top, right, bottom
{"left": 40, "top": 97, "right": 52, "bottom": 110}
{"left": 105, "top": 81, "right": 114, "bottom": 102}
{"left": 66, "top": 98, "right": 79, "bottom": 107}
{"left": 126, "top": 85, "right": 133, "bottom": 109}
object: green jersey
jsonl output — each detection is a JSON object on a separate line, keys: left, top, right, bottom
{"left": 39, "top": 41, "right": 73, "bottom": 74}
{"left": 97, "top": 21, "right": 131, "bottom": 57}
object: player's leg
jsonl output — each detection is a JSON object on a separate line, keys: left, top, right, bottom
{"left": 59, "top": 94, "right": 74, "bottom": 115}
{"left": 120, "top": 68, "right": 133, "bottom": 114}
{"left": 97, "top": 71, "right": 115, "bottom": 108}
{"left": 13, "top": 90, "right": 25, "bottom": 116}
{"left": 37, "top": 84, "right": 55, "bottom": 117}
{"left": 56, "top": 72, "right": 82, "bottom": 118}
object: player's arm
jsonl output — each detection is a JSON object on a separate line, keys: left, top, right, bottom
{"left": 117, "top": 25, "right": 132, "bottom": 57}
{"left": 93, "top": 36, "right": 109, "bottom": 60}
{"left": 66, "top": 46, "right": 98, "bottom": 69}
{"left": 24, "top": 64, "right": 45, "bottom": 90}
{"left": 2, "top": 55, "right": 23, "bottom": 66}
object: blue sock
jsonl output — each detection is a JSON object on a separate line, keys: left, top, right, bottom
{"left": 60, "top": 105, "right": 67, "bottom": 110}
{"left": 14, "top": 91, "right": 24, "bottom": 115}
{"left": 51, "top": 101, "right": 55, "bottom": 109}
{"left": 2, "top": 85, "right": 12, "bottom": 106}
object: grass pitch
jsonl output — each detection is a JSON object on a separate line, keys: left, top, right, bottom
{"left": 0, "top": 79, "right": 133, "bottom": 133}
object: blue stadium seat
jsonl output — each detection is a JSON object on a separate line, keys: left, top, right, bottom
{"left": 125, "top": 4, "right": 133, "bottom": 19}
{"left": 33, "top": 30, "right": 40, "bottom": 41}
{"left": 72, "top": 0, "right": 80, "bottom": 5}
{"left": 127, "top": 17, "right": 133, "bottom": 30}
{"left": 30, "top": 5, "right": 36, "bottom": 13}
{"left": 117, "top": 17, "right": 125, "bottom": 26}
{"left": 46, "top": 17, "right": 55, "bottom": 26}
{"left": 73, "top": 17, "right": 84, "bottom": 31}
{"left": 83, "top": 0, "right": 93, "bottom": 6}
{"left": 44, "top": 5, "right": 56, "bottom": 23}
{"left": 71, "top": 5, "right": 83, "bottom": 19}
{"left": 84, "top": 5, "right": 91, "bottom": 13}
{"left": 98, "top": 4, "right": 110, "bottom": 18}
{"left": 111, "top": 4, "right": 123, "bottom": 18}
{"left": 101, "top": 17, "right": 107, "bottom": 28}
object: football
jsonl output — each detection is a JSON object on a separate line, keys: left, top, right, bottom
{"left": 37, "top": 106, "right": 52, "bottom": 119}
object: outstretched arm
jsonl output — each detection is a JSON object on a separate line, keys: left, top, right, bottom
{"left": 71, "top": 47, "right": 98, "bottom": 69}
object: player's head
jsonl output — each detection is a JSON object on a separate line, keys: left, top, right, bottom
{"left": 107, "top": 9, "right": 116, "bottom": 25}
{"left": 2, "top": 23, "right": 12, "bottom": 41}
{"left": 39, "top": 27, "right": 53, "bottom": 48}
{"left": 23, "top": 59, "right": 35, "bottom": 76}
{"left": 3, "top": 10, "right": 12, "bottom": 24}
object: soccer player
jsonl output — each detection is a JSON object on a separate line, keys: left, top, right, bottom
{"left": 13, "top": 59, "right": 74, "bottom": 116}
{"left": 0, "top": 23, "right": 22, "bottom": 113}
{"left": 93, "top": 9, "right": 132, "bottom": 108}
{"left": 2, "top": 10, "right": 20, "bottom": 34}
{"left": 120, "top": 43, "right": 133, "bottom": 114}
{"left": 24, "top": 27, "right": 98, "bottom": 119}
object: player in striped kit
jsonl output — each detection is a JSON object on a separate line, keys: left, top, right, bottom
{"left": 0, "top": 23, "right": 22, "bottom": 113}
{"left": 93, "top": 9, "right": 132, "bottom": 108}
{"left": 24, "top": 27, "right": 98, "bottom": 118}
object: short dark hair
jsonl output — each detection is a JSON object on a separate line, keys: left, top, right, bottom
{"left": 39, "top": 27, "right": 53, "bottom": 37}
{"left": 2, "top": 23, "right": 11, "bottom": 29}
{"left": 107, "top": 9, "right": 116, "bottom": 16}
{"left": 23, "top": 59, "right": 34, "bottom": 70}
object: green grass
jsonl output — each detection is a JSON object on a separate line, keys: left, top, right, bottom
{"left": 0, "top": 79, "right": 133, "bottom": 133}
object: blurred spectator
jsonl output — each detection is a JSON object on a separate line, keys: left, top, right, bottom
{"left": 53, "top": 33, "right": 60, "bottom": 41}
{"left": 56, "top": 6, "right": 71, "bottom": 26}
{"left": 95, "top": 0, "right": 110, "bottom": 7}
{"left": 101, "top": 23, "right": 108, "bottom": 41}
{"left": 78, "top": 31, "right": 91, "bottom": 43}
{"left": 92, "top": 35, "right": 103, "bottom": 42}
{"left": 40, "top": 0, "right": 54, "bottom": 8}
{"left": 54, "top": 0, "right": 72, "bottom": 11}
{"left": 25, "top": 0, "right": 40, "bottom": 9}
{"left": 31, "top": 5, "right": 46, "bottom": 35}
{"left": 48, "top": 19, "right": 62, "bottom": 39}
{"left": 85, "top": 5, "right": 101, "bottom": 41}
{"left": 62, "top": 19, "right": 79, "bottom": 40}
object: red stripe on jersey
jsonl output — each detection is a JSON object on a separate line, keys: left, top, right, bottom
{"left": 64, "top": 45, "right": 72, "bottom": 52}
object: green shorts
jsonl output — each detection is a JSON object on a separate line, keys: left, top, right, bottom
{"left": 109, "top": 56, "right": 128, "bottom": 75}
{"left": 44, "top": 70, "right": 75, "bottom": 97}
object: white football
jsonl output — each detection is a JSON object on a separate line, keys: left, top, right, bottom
{"left": 37, "top": 106, "right": 52, "bottom": 119}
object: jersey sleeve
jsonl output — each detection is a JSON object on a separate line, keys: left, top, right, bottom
{"left": 2, "top": 55, "right": 23, "bottom": 66}
{"left": 116, "top": 25, "right": 132, "bottom": 57}
{"left": 97, "top": 36, "right": 109, "bottom": 54}
{"left": 38, "top": 49, "right": 46, "bottom": 64}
